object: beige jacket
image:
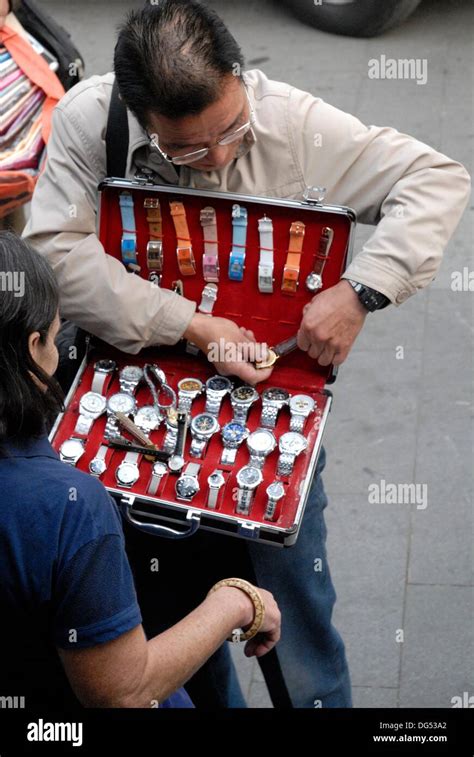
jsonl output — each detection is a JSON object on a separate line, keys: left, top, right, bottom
{"left": 23, "top": 70, "right": 470, "bottom": 354}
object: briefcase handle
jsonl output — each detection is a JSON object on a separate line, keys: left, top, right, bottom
{"left": 120, "top": 497, "right": 201, "bottom": 539}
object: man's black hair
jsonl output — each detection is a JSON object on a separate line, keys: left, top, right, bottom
{"left": 114, "top": 0, "right": 245, "bottom": 124}
{"left": 0, "top": 232, "right": 63, "bottom": 450}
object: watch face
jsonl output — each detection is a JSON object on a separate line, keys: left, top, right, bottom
{"left": 168, "top": 455, "right": 185, "bottom": 472}
{"left": 279, "top": 432, "right": 308, "bottom": 455}
{"left": 176, "top": 475, "right": 200, "bottom": 499}
{"left": 152, "top": 462, "right": 168, "bottom": 477}
{"left": 208, "top": 471, "right": 225, "bottom": 488}
{"left": 290, "top": 395, "right": 316, "bottom": 415}
{"left": 192, "top": 413, "right": 219, "bottom": 434}
{"left": 121, "top": 365, "right": 144, "bottom": 383}
{"left": 134, "top": 405, "right": 160, "bottom": 430}
{"left": 94, "top": 359, "right": 116, "bottom": 373}
{"left": 116, "top": 462, "right": 139, "bottom": 486}
{"left": 80, "top": 391, "right": 107, "bottom": 415}
{"left": 178, "top": 378, "right": 203, "bottom": 393}
{"left": 237, "top": 465, "right": 263, "bottom": 488}
{"left": 89, "top": 458, "right": 107, "bottom": 476}
{"left": 247, "top": 429, "right": 276, "bottom": 454}
{"left": 206, "top": 376, "right": 232, "bottom": 393}
{"left": 107, "top": 392, "right": 137, "bottom": 415}
{"left": 262, "top": 387, "right": 290, "bottom": 403}
{"left": 232, "top": 385, "right": 258, "bottom": 402}
{"left": 222, "top": 421, "right": 248, "bottom": 444}
{"left": 60, "top": 439, "right": 84, "bottom": 459}
{"left": 267, "top": 481, "right": 285, "bottom": 500}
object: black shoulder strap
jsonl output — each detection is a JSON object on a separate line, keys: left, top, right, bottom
{"left": 105, "top": 80, "right": 129, "bottom": 178}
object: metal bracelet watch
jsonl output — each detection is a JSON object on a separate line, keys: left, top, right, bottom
{"left": 59, "top": 437, "right": 85, "bottom": 467}
{"left": 257, "top": 214, "right": 274, "bottom": 293}
{"left": 346, "top": 279, "right": 390, "bottom": 312}
{"left": 175, "top": 462, "right": 201, "bottom": 502}
{"left": 200, "top": 206, "right": 219, "bottom": 282}
{"left": 177, "top": 377, "right": 204, "bottom": 413}
{"left": 230, "top": 385, "right": 259, "bottom": 425}
{"left": 74, "top": 391, "right": 107, "bottom": 436}
{"left": 189, "top": 412, "right": 220, "bottom": 458}
{"left": 228, "top": 203, "right": 248, "bottom": 281}
{"left": 288, "top": 394, "right": 315, "bottom": 433}
{"left": 115, "top": 450, "right": 141, "bottom": 488}
{"left": 134, "top": 405, "right": 162, "bottom": 433}
{"left": 306, "top": 226, "right": 334, "bottom": 292}
{"left": 91, "top": 359, "right": 116, "bottom": 395}
{"left": 205, "top": 375, "right": 233, "bottom": 417}
{"left": 168, "top": 411, "right": 189, "bottom": 472}
{"left": 235, "top": 465, "right": 263, "bottom": 515}
{"left": 264, "top": 480, "right": 285, "bottom": 521}
{"left": 148, "top": 460, "right": 168, "bottom": 495}
{"left": 260, "top": 387, "right": 290, "bottom": 428}
{"left": 276, "top": 431, "right": 308, "bottom": 477}
{"left": 281, "top": 220, "right": 305, "bottom": 294}
{"left": 246, "top": 428, "right": 277, "bottom": 470}
{"left": 105, "top": 392, "right": 137, "bottom": 440}
{"left": 162, "top": 409, "right": 179, "bottom": 455}
{"left": 119, "top": 365, "right": 144, "bottom": 396}
{"left": 119, "top": 191, "right": 139, "bottom": 270}
{"left": 207, "top": 469, "right": 226, "bottom": 510}
{"left": 220, "top": 421, "right": 249, "bottom": 465}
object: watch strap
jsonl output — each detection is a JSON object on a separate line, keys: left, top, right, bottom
{"left": 119, "top": 192, "right": 139, "bottom": 269}
{"left": 277, "top": 451, "right": 295, "bottom": 477}
{"left": 258, "top": 215, "right": 274, "bottom": 293}
{"left": 144, "top": 198, "right": 164, "bottom": 274}
{"left": 260, "top": 403, "right": 279, "bottom": 428}
{"left": 148, "top": 465, "right": 167, "bottom": 495}
{"left": 220, "top": 445, "right": 238, "bottom": 465}
{"left": 184, "top": 462, "right": 201, "bottom": 477}
{"left": 170, "top": 200, "right": 196, "bottom": 276}
{"left": 289, "top": 413, "right": 305, "bottom": 433}
{"left": 200, "top": 206, "right": 219, "bottom": 282}
{"left": 74, "top": 414, "right": 93, "bottom": 436}
{"left": 207, "top": 470, "right": 224, "bottom": 509}
{"left": 282, "top": 221, "right": 305, "bottom": 294}
{"left": 229, "top": 204, "right": 248, "bottom": 281}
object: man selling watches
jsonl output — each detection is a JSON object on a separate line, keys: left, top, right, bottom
{"left": 23, "top": 0, "right": 470, "bottom": 708}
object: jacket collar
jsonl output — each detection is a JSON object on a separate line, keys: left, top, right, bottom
{"left": 1, "top": 435, "right": 59, "bottom": 460}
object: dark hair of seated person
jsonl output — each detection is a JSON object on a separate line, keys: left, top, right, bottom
{"left": 0, "top": 232, "right": 64, "bottom": 454}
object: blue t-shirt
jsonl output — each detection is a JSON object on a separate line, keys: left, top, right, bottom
{"left": 0, "top": 436, "right": 193, "bottom": 710}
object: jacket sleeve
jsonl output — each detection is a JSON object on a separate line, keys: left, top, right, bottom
{"left": 22, "top": 103, "right": 196, "bottom": 353}
{"left": 291, "top": 90, "right": 471, "bottom": 304}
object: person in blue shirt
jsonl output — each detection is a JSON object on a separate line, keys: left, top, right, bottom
{"left": 0, "top": 232, "right": 280, "bottom": 710}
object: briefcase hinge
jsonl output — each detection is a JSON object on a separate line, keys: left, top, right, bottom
{"left": 302, "top": 185, "right": 326, "bottom": 205}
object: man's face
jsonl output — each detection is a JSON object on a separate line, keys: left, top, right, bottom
{"left": 147, "top": 75, "right": 249, "bottom": 172}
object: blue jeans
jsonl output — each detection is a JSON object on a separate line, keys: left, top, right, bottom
{"left": 123, "top": 446, "right": 352, "bottom": 708}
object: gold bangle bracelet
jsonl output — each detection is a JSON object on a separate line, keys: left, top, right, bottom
{"left": 208, "top": 578, "right": 265, "bottom": 642}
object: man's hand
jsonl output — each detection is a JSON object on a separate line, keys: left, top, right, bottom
{"left": 297, "top": 279, "right": 367, "bottom": 366}
{"left": 0, "top": 0, "right": 10, "bottom": 27}
{"left": 184, "top": 313, "right": 273, "bottom": 385}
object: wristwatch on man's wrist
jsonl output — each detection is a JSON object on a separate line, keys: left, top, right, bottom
{"left": 346, "top": 279, "right": 390, "bottom": 312}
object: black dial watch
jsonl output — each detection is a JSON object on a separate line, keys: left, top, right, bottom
{"left": 346, "top": 279, "right": 390, "bottom": 312}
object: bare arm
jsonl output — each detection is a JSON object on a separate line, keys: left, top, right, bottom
{"left": 58, "top": 584, "right": 280, "bottom": 708}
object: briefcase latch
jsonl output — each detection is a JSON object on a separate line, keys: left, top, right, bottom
{"left": 302, "top": 185, "right": 326, "bottom": 204}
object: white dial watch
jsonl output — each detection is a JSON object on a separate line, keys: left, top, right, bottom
{"left": 134, "top": 405, "right": 162, "bottom": 433}
{"left": 59, "top": 437, "right": 85, "bottom": 467}
{"left": 148, "top": 461, "right": 168, "bottom": 495}
{"left": 74, "top": 391, "right": 107, "bottom": 436}
{"left": 277, "top": 431, "right": 308, "bottom": 477}
{"left": 119, "top": 365, "right": 144, "bottom": 395}
{"left": 264, "top": 480, "right": 285, "bottom": 520}
{"left": 207, "top": 469, "right": 226, "bottom": 510}
{"left": 288, "top": 394, "right": 316, "bottom": 433}
{"left": 105, "top": 392, "right": 137, "bottom": 440}
{"left": 246, "top": 428, "right": 277, "bottom": 470}
{"left": 115, "top": 451, "right": 141, "bottom": 489}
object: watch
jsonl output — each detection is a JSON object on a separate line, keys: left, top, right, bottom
{"left": 59, "top": 437, "right": 85, "bottom": 467}
{"left": 134, "top": 405, "right": 162, "bottom": 433}
{"left": 200, "top": 206, "right": 219, "bottom": 282}
{"left": 246, "top": 428, "right": 277, "bottom": 470}
{"left": 260, "top": 387, "right": 290, "bottom": 428}
{"left": 346, "top": 279, "right": 390, "bottom": 312}
{"left": 89, "top": 444, "right": 109, "bottom": 477}
{"left": 169, "top": 200, "right": 196, "bottom": 276}
{"left": 220, "top": 421, "right": 249, "bottom": 465}
{"left": 148, "top": 460, "right": 168, "bottom": 495}
{"left": 144, "top": 197, "right": 163, "bottom": 276}
{"left": 177, "top": 378, "right": 204, "bottom": 413}
{"left": 186, "top": 283, "right": 218, "bottom": 355}
{"left": 235, "top": 465, "right": 263, "bottom": 515}
{"left": 168, "top": 411, "right": 189, "bottom": 473}
{"left": 281, "top": 220, "right": 305, "bottom": 294}
{"left": 289, "top": 394, "right": 315, "bottom": 433}
{"left": 257, "top": 214, "right": 274, "bottom": 293}
{"left": 115, "top": 451, "right": 141, "bottom": 488}
{"left": 207, "top": 469, "right": 226, "bottom": 510}
{"left": 228, "top": 203, "right": 248, "bottom": 281}
{"left": 105, "top": 392, "right": 137, "bottom": 440}
{"left": 175, "top": 462, "right": 201, "bottom": 502}
{"left": 91, "top": 359, "right": 116, "bottom": 395}
{"left": 204, "top": 375, "right": 233, "bottom": 417}
{"left": 189, "top": 412, "right": 220, "bottom": 458}
{"left": 119, "top": 365, "right": 144, "bottom": 396}
{"left": 119, "top": 191, "right": 139, "bottom": 270}
{"left": 277, "top": 431, "right": 308, "bottom": 477}
{"left": 306, "top": 227, "right": 334, "bottom": 292}
{"left": 74, "top": 391, "right": 107, "bottom": 436}
{"left": 230, "top": 385, "right": 259, "bottom": 425}
{"left": 264, "top": 480, "right": 285, "bottom": 520}
{"left": 143, "top": 363, "right": 177, "bottom": 413}
{"left": 162, "top": 407, "right": 179, "bottom": 455}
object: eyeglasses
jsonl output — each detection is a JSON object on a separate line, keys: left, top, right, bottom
{"left": 148, "top": 83, "right": 255, "bottom": 166}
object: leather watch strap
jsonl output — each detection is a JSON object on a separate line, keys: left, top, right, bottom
{"left": 170, "top": 200, "right": 196, "bottom": 276}
{"left": 144, "top": 197, "right": 163, "bottom": 273}
{"left": 282, "top": 221, "right": 305, "bottom": 294}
